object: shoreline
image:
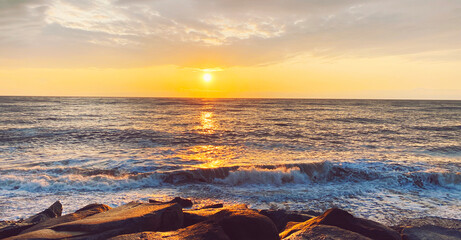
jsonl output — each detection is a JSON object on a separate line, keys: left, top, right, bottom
{"left": 1, "top": 197, "right": 460, "bottom": 239}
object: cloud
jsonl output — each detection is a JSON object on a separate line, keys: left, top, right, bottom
{"left": 0, "top": 0, "right": 460, "bottom": 68}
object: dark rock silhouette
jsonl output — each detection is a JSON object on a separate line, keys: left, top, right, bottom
{"left": 3, "top": 200, "right": 461, "bottom": 240}
{"left": 284, "top": 224, "right": 372, "bottom": 240}
{"left": 0, "top": 201, "right": 62, "bottom": 239}
{"left": 149, "top": 196, "right": 193, "bottom": 208}
{"left": 8, "top": 202, "right": 183, "bottom": 239}
{"left": 24, "top": 201, "right": 63, "bottom": 224}
{"left": 280, "top": 208, "right": 400, "bottom": 240}
{"left": 20, "top": 203, "right": 111, "bottom": 234}
{"left": 208, "top": 205, "right": 279, "bottom": 240}
{"left": 110, "top": 222, "right": 230, "bottom": 240}
{"left": 112, "top": 204, "right": 278, "bottom": 240}
{"left": 259, "top": 209, "right": 314, "bottom": 232}
{"left": 395, "top": 217, "right": 461, "bottom": 240}
{"left": 200, "top": 203, "right": 224, "bottom": 209}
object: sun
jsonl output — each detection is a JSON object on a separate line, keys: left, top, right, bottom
{"left": 203, "top": 73, "right": 212, "bottom": 82}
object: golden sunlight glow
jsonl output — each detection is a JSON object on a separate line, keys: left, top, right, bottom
{"left": 203, "top": 73, "right": 212, "bottom": 82}
{"left": 198, "top": 111, "right": 215, "bottom": 134}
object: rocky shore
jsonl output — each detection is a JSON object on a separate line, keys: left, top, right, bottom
{"left": 1, "top": 197, "right": 460, "bottom": 240}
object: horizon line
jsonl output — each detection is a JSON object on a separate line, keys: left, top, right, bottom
{"left": 0, "top": 94, "right": 460, "bottom": 101}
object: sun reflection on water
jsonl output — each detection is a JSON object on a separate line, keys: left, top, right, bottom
{"left": 172, "top": 145, "right": 242, "bottom": 169}
{"left": 200, "top": 111, "right": 215, "bottom": 134}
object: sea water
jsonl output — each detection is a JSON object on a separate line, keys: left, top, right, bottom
{"left": 0, "top": 97, "right": 460, "bottom": 224}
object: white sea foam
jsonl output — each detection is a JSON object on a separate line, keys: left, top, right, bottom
{"left": 0, "top": 173, "right": 162, "bottom": 192}
{"left": 215, "top": 166, "right": 310, "bottom": 185}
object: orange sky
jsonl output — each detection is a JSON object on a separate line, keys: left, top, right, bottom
{"left": 1, "top": 0, "right": 461, "bottom": 99}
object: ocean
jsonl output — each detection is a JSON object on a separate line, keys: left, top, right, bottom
{"left": 0, "top": 97, "right": 460, "bottom": 224}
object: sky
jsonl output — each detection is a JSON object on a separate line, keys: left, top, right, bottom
{"left": 1, "top": 0, "right": 461, "bottom": 99}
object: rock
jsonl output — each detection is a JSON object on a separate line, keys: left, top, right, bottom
{"left": 24, "top": 201, "right": 63, "bottom": 224}
{"left": 300, "top": 210, "right": 322, "bottom": 216}
{"left": 259, "top": 209, "right": 314, "bottom": 232}
{"left": 280, "top": 208, "right": 400, "bottom": 240}
{"left": 19, "top": 203, "right": 111, "bottom": 234}
{"left": 209, "top": 206, "right": 279, "bottom": 240}
{"left": 111, "top": 204, "right": 277, "bottom": 240}
{"left": 8, "top": 202, "right": 183, "bottom": 240}
{"left": 401, "top": 225, "right": 461, "bottom": 240}
{"left": 0, "top": 222, "right": 35, "bottom": 239}
{"left": 149, "top": 196, "right": 193, "bottom": 208}
{"left": 0, "top": 201, "right": 63, "bottom": 239}
{"left": 284, "top": 224, "right": 372, "bottom": 240}
{"left": 183, "top": 204, "right": 248, "bottom": 227}
{"left": 200, "top": 203, "right": 224, "bottom": 209}
{"left": 284, "top": 221, "right": 302, "bottom": 231}
{"left": 396, "top": 216, "right": 461, "bottom": 231}
{"left": 171, "top": 197, "right": 193, "bottom": 208}
{"left": 280, "top": 221, "right": 306, "bottom": 239}
{"left": 395, "top": 217, "right": 461, "bottom": 240}
{"left": 184, "top": 212, "right": 209, "bottom": 227}
{"left": 185, "top": 204, "right": 248, "bottom": 218}
{"left": 110, "top": 222, "right": 230, "bottom": 240}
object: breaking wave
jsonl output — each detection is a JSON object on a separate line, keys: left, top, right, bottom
{"left": 2, "top": 161, "right": 459, "bottom": 192}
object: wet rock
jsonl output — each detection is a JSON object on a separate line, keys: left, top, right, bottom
{"left": 401, "top": 225, "right": 461, "bottom": 240}
{"left": 200, "top": 203, "right": 224, "bottom": 209}
{"left": 19, "top": 203, "right": 111, "bottom": 234}
{"left": 284, "top": 224, "right": 372, "bottom": 240}
{"left": 396, "top": 217, "right": 461, "bottom": 240}
{"left": 110, "top": 222, "right": 230, "bottom": 240}
{"left": 149, "top": 196, "right": 193, "bottom": 208}
{"left": 396, "top": 216, "right": 461, "bottom": 231}
{"left": 24, "top": 201, "right": 62, "bottom": 224}
{"left": 259, "top": 209, "right": 314, "bottom": 232}
{"left": 0, "top": 201, "right": 62, "bottom": 239}
{"left": 280, "top": 208, "right": 400, "bottom": 240}
{"left": 8, "top": 202, "right": 183, "bottom": 239}
{"left": 209, "top": 206, "right": 279, "bottom": 240}
{"left": 170, "top": 197, "right": 193, "bottom": 208}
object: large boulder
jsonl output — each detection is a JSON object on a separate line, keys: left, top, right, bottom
{"left": 110, "top": 222, "right": 230, "bottom": 240}
{"left": 280, "top": 208, "right": 400, "bottom": 240}
{"left": 111, "top": 204, "right": 278, "bottom": 240}
{"left": 23, "top": 201, "right": 62, "bottom": 224}
{"left": 183, "top": 204, "right": 248, "bottom": 227}
{"left": 19, "top": 203, "right": 111, "bottom": 234}
{"left": 149, "top": 197, "right": 193, "bottom": 208}
{"left": 8, "top": 202, "right": 183, "bottom": 240}
{"left": 259, "top": 209, "right": 314, "bottom": 232}
{"left": 208, "top": 206, "right": 279, "bottom": 240}
{"left": 284, "top": 224, "right": 372, "bottom": 240}
{"left": 0, "top": 201, "right": 62, "bottom": 239}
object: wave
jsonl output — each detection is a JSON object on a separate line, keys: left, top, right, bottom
{"left": 327, "top": 117, "right": 387, "bottom": 124}
{"left": 0, "top": 172, "right": 161, "bottom": 192}
{"left": 414, "top": 125, "right": 461, "bottom": 132}
{"left": 427, "top": 145, "right": 461, "bottom": 154}
{"left": 1, "top": 161, "right": 459, "bottom": 193}
{"left": 161, "top": 161, "right": 461, "bottom": 188}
